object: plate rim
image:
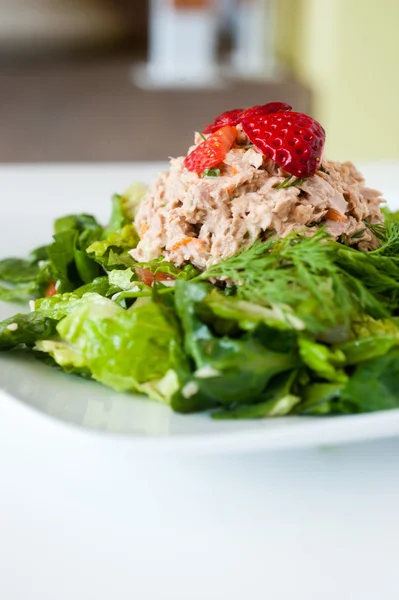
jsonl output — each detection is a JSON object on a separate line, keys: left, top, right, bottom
{"left": 2, "top": 387, "right": 399, "bottom": 455}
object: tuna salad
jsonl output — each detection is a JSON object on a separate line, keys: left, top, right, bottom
{"left": 2, "top": 102, "right": 399, "bottom": 421}
{"left": 132, "top": 136, "right": 383, "bottom": 270}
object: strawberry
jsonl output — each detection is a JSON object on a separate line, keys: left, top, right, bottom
{"left": 203, "top": 109, "right": 243, "bottom": 134}
{"left": 203, "top": 102, "right": 291, "bottom": 134}
{"left": 242, "top": 111, "right": 325, "bottom": 178}
{"left": 184, "top": 125, "right": 237, "bottom": 174}
{"left": 241, "top": 101, "right": 292, "bottom": 119}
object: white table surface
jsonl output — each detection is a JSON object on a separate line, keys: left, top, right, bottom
{"left": 1, "top": 162, "right": 399, "bottom": 600}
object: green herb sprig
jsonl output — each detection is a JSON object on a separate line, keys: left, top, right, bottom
{"left": 202, "top": 168, "right": 221, "bottom": 178}
{"left": 201, "top": 228, "right": 392, "bottom": 332}
{"left": 276, "top": 176, "right": 307, "bottom": 190}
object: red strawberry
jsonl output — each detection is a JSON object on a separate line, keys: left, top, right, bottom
{"left": 242, "top": 101, "right": 292, "bottom": 119}
{"left": 203, "top": 102, "right": 291, "bottom": 134}
{"left": 242, "top": 111, "right": 325, "bottom": 178}
{"left": 184, "top": 125, "right": 237, "bottom": 174}
{"left": 203, "top": 109, "right": 244, "bottom": 134}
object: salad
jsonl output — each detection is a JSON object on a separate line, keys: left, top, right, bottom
{"left": 1, "top": 102, "right": 399, "bottom": 419}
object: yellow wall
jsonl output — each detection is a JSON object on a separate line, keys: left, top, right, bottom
{"left": 276, "top": 0, "right": 399, "bottom": 161}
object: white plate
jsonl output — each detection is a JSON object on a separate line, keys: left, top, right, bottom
{"left": 1, "top": 162, "right": 399, "bottom": 454}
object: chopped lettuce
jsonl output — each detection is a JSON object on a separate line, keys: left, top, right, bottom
{"left": 340, "top": 349, "right": 399, "bottom": 412}
{"left": 0, "top": 258, "right": 40, "bottom": 283}
{"left": 87, "top": 225, "right": 139, "bottom": 270}
{"left": 0, "top": 312, "right": 57, "bottom": 350}
{"left": 213, "top": 371, "right": 301, "bottom": 419}
{"left": 136, "top": 257, "right": 199, "bottom": 281}
{"left": 2, "top": 188, "right": 399, "bottom": 420}
{"left": 105, "top": 183, "right": 147, "bottom": 234}
{"left": 36, "top": 294, "right": 182, "bottom": 396}
{"left": 171, "top": 281, "right": 300, "bottom": 412}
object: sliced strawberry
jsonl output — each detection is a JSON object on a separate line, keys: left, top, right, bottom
{"left": 203, "top": 109, "right": 243, "bottom": 134}
{"left": 242, "top": 102, "right": 292, "bottom": 119}
{"left": 135, "top": 266, "right": 175, "bottom": 287}
{"left": 242, "top": 111, "right": 325, "bottom": 178}
{"left": 184, "top": 125, "right": 237, "bottom": 174}
{"left": 202, "top": 103, "right": 291, "bottom": 134}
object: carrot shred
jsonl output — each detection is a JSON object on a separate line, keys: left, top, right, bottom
{"left": 326, "top": 208, "right": 347, "bottom": 222}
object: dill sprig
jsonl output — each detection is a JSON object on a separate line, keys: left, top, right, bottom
{"left": 201, "top": 228, "right": 390, "bottom": 332}
{"left": 276, "top": 176, "right": 307, "bottom": 190}
{"left": 368, "top": 215, "right": 399, "bottom": 257}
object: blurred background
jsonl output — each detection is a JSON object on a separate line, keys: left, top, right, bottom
{"left": 0, "top": 0, "right": 397, "bottom": 163}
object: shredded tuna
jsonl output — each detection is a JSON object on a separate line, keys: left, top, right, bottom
{"left": 132, "top": 135, "right": 384, "bottom": 270}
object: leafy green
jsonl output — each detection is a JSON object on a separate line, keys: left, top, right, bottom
{"left": 0, "top": 258, "right": 40, "bottom": 283}
{"left": 171, "top": 281, "right": 299, "bottom": 412}
{"left": 47, "top": 214, "right": 103, "bottom": 291}
{"left": 332, "top": 243, "right": 399, "bottom": 313}
{"left": 0, "top": 212, "right": 104, "bottom": 303}
{"left": 0, "top": 312, "right": 57, "bottom": 350}
{"left": 298, "top": 337, "right": 347, "bottom": 383}
{"left": 119, "top": 182, "right": 147, "bottom": 221}
{"left": 337, "top": 316, "right": 399, "bottom": 365}
{"left": 297, "top": 382, "right": 346, "bottom": 415}
{"left": 87, "top": 225, "right": 139, "bottom": 270}
{"left": 4, "top": 190, "right": 399, "bottom": 421}
{"left": 201, "top": 230, "right": 355, "bottom": 332}
{"left": 105, "top": 194, "right": 131, "bottom": 234}
{"left": 48, "top": 294, "right": 181, "bottom": 394}
{"left": 203, "top": 289, "right": 304, "bottom": 332}
{"left": 137, "top": 257, "right": 199, "bottom": 281}
{"left": 213, "top": 371, "right": 300, "bottom": 419}
{"left": 340, "top": 349, "right": 399, "bottom": 412}
{"left": 0, "top": 245, "right": 51, "bottom": 302}
{"left": 104, "top": 187, "right": 147, "bottom": 235}
{"left": 0, "top": 281, "right": 38, "bottom": 303}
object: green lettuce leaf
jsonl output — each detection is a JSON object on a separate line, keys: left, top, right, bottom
{"left": 35, "top": 294, "right": 182, "bottom": 396}
{"left": 297, "top": 382, "right": 347, "bottom": 415}
{"left": 340, "top": 349, "right": 399, "bottom": 412}
{"left": 0, "top": 258, "right": 40, "bottom": 283}
{"left": 0, "top": 282, "right": 38, "bottom": 303}
{"left": 105, "top": 194, "right": 130, "bottom": 235}
{"left": 0, "top": 312, "right": 57, "bottom": 350}
{"left": 171, "top": 281, "right": 299, "bottom": 413}
{"left": 48, "top": 214, "right": 103, "bottom": 291}
{"left": 120, "top": 182, "right": 148, "bottom": 221}
{"left": 87, "top": 225, "right": 139, "bottom": 270}
{"left": 203, "top": 289, "right": 305, "bottom": 332}
{"left": 137, "top": 257, "right": 199, "bottom": 281}
{"left": 104, "top": 187, "right": 146, "bottom": 235}
{"left": 0, "top": 246, "right": 51, "bottom": 302}
{"left": 298, "top": 337, "right": 347, "bottom": 383}
{"left": 337, "top": 317, "right": 399, "bottom": 365}
{"left": 213, "top": 371, "right": 301, "bottom": 419}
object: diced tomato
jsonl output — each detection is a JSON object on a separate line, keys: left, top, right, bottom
{"left": 135, "top": 267, "right": 175, "bottom": 287}
{"left": 45, "top": 280, "right": 57, "bottom": 297}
